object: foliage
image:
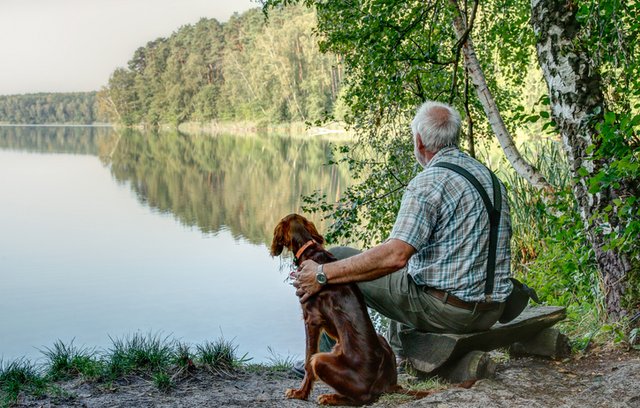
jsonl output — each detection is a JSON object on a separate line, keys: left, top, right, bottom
{"left": 497, "top": 140, "right": 603, "bottom": 328}
{"left": 264, "top": 0, "right": 533, "bottom": 247}
{"left": 101, "top": 5, "right": 341, "bottom": 126}
{"left": 592, "top": 109, "right": 640, "bottom": 311}
{"left": 573, "top": 0, "right": 640, "bottom": 314}
{"left": 152, "top": 371, "right": 173, "bottom": 392}
{"left": 266, "top": 0, "right": 640, "bottom": 321}
{"left": 0, "top": 92, "right": 106, "bottom": 124}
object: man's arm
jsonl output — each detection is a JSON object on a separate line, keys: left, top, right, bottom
{"left": 293, "top": 238, "right": 416, "bottom": 303}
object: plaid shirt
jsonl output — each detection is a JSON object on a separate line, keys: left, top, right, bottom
{"left": 390, "top": 147, "right": 513, "bottom": 302}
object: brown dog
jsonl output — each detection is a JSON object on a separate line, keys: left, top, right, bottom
{"left": 271, "top": 213, "right": 420, "bottom": 406}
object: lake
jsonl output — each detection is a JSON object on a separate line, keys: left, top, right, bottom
{"left": 0, "top": 126, "right": 350, "bottom": 364}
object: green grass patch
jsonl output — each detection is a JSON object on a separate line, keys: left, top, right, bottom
{"left": 0, "top": 358, "right": 48, "bottom": 407}
{"left": 173, "top": 342, "right": 196, "bottom": 373}
{"left": 41, "top": 340, "right": 104, "bottom": 381}
{"left": 377, "top": 376, "right": 444, "bottom": 404}
{"left": 196, "top": 337, "right": 251, "bottom": 374}
{"left": 152, "top": 371, "right": 172, "bottom": 393}
{"left": 105, "top": 332, "right": 175, "bottom": 379}
{"left": 264, "top": 346, "right": 296, "bottom": 372}
{"left": 0, "top": 332, "right": 293, "bottom": 404}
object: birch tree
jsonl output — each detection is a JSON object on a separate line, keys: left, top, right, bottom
{"left": 531, "top": 0, "right": 639, "bottom": 320}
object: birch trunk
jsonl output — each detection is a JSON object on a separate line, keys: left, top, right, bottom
{"left": 530, "top": 0, "right": 631, "bottom": 320}
{"left": 449, "top": 0, "right": 553, "bottom": 191}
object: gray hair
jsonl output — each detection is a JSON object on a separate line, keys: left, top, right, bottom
{"left": 410, "top": 101, "right": 462, "bottom": 151}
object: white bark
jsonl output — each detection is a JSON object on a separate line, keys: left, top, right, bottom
{"left": 531, "top": 0, "right": 631, "bottom": 320}
{"left": 449, "top": 1, "right": 553, "bottom": 191}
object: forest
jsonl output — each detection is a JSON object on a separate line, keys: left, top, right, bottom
{"left": 99, "top": 5, "right": 342, "bottom": 126}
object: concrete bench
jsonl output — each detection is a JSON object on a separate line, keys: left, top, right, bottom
{"left": 399, "top": 306, "right": 568, "bottom": 381}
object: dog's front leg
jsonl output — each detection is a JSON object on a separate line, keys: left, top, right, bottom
{"left": 285, "top": 319, "right": 321, "bottom": 400}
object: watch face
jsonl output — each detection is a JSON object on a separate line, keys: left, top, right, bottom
{"left": 316, "top": 272, "right": 327, "bottom": 285}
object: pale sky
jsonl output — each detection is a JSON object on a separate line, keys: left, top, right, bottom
{"left": 0, "top": 0, "right": 259, "bottom": 95}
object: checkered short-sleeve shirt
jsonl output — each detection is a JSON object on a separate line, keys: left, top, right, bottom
{"left": 390, "top": 147, "right": 513, "bottom": 302}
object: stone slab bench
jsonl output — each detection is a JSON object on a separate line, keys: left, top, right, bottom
{"left": 399, "top": 306, "right": 568, "bottom": 381}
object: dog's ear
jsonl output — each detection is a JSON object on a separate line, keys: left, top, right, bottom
{"left": 270, "top": 220, "right": 289, "bottom": 256}
{"left": 300, "top": 217, "right": 324, "bottom": 245}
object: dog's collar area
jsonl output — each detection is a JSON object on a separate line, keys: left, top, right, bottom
{"left": 294, "top": 240, "right": 317, "bottom": 265}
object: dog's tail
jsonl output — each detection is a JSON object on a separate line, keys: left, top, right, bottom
{"left": 391, "top": 379, "right": 476, "bottom": 399}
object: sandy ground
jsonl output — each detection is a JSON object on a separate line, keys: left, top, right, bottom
{"left": 13, "top": 347, "right": 640, "bottom": 408}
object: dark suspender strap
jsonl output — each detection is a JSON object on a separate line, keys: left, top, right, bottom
{"left": 432, "top": 162, "right": 502, "bottom": 301}
{"left": 486, "top": 171, "right": 502, "bottom": 299}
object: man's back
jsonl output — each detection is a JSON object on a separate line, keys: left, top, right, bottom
{"left": 390, "top": 146, "right": 512, "bottom": 303}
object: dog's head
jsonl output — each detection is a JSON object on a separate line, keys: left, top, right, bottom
{"left": 270, "top": 213, "right": 324, "bottom": 257}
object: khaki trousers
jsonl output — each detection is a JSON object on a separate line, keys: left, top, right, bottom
{"left": 329, "top": 246, "right": 505, "bottom": 357}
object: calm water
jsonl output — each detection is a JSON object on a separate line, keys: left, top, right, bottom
{"left": 0, "top": 126, "right": 350, "bottom": 363}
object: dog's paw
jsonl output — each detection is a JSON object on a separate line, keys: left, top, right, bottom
{"left": 285, "top": 388, "right": 308, "bottom": 400}
{"left": 317, "top": 393, "right": 352, "bottom": 405}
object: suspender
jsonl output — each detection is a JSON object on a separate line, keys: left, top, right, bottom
{"left": 432, "top": 162, "right": 502, "bottom": 302}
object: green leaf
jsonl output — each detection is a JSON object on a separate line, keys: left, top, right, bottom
{"left": 604, "top": 111, "right": 616, "bottom": 124}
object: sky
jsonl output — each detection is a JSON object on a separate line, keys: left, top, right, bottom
{"left": 0, "top": 0, "right": 259, "bottom": 96}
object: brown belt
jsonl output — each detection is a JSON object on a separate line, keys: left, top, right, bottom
{"left": 426, "top": 288, "right": 500, "bottom": 311}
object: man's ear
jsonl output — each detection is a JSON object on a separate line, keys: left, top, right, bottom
{"left": 415, "top": 133, "right": 426, "bottom": 153}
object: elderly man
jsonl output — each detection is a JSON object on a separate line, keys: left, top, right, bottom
{"left": 294, "top": 100, "right": 513, "bottom": 366}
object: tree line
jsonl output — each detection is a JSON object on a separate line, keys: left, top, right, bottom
{"left": 0, "top": 92, "right": 106, "bottom": 124}
{"left": 99, "top": 5, "right": 343, "bottom": 126}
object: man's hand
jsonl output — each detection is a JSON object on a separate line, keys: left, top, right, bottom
{"left": 293, "top": 259, "right": 323, "bottom": 303}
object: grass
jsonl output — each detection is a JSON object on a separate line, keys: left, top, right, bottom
{"left": 378, "top": 376, "right": 444, "bottom": 404}
{"left": 0, "top": 358, "right": 48, "bottom": 407}
{"left": 0, "top": 333, "right": 253, "bottom": 406}
{"left": 264, "top": 346, "right": 297, "bottom": 372}
{"left": 40, "top": 340, "right": 103, "bottom": 381}
{"left": 106, "top": 332, "right": 175, "bottom": 378}
{"left": 196, "top": 336, "right": 251, "bottom": 374}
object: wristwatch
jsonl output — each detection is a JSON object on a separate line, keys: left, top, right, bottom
{"left": 316, "top": 264, "right": 328, "bottom": 286}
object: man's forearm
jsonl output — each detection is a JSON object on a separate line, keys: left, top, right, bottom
{"left": 324, "top": 239, "right": 415, "bottom": 284}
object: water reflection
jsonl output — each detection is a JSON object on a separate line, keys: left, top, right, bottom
{"left": 104, "top": 129, "right": 348, "bottom": 244}
{"left": 0, "top": 125, "right": 112, "bottom": 155}
{"left": 0, "top": 126, "right": 350, "bottom": 245}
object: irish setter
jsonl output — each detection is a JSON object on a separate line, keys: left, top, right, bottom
{"left": 270, "top": 213, "right": 432, "bottom": 406}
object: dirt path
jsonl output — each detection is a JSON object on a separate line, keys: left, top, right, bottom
{"left": 16, "top": 349, "right": 640, "bottom": 407}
